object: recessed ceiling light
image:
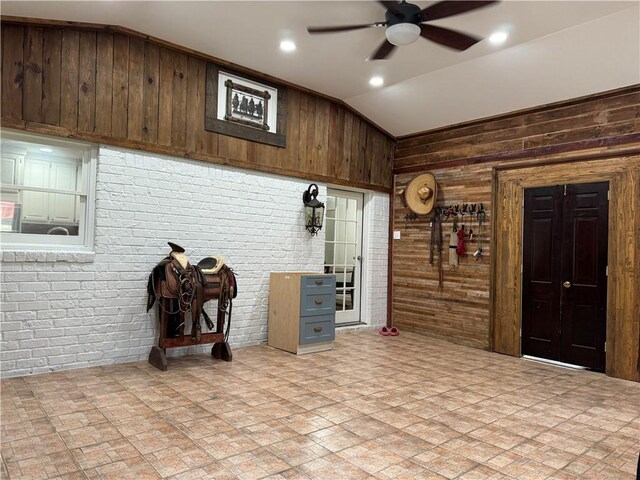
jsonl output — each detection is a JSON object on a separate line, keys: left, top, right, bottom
{"left": 279, "top": 40, "right": 296, "bottom": 52}
{"left": 369, "top": 76, "right": 384, "bottom": 87}
{"left": 39, "top": 147, "right": 53, "bottom": 153}
{"left": 488, "top": 31, "right": 508, "bottom": 45}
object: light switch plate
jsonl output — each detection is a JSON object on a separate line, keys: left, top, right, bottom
{"left": 393, "top": 231, "right": 401, "bottom": 240}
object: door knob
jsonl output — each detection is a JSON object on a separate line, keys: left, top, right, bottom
{"left": 563, "top": 281, "right": 571, "bottom": 288}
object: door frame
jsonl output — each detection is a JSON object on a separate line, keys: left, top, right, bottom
{"left": 324, "top": 184, "right": 381, "bottom": 327}
{"left": 520, "top": 182, "right": 609, "bottom": 371}
{"left": 490, "top": 155, "right": 640, "bottom": 381}
{"left": 325, "top": 187, "right": 365, "bottom": 324}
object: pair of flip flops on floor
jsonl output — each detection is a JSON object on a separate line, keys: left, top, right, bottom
{"left": 379, "top": 326, "right": 399, "bottom": 336}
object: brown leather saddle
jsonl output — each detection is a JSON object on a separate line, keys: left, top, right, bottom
{"left": 147, "top": 242, "right": 237, "bottom": 341}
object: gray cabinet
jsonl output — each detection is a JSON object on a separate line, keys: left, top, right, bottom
{"left": 268, "top": 272, "right": 336, "bottom": 354}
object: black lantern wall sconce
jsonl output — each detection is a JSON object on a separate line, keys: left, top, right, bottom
{"left": 302, "top": 183, "right": 325, "bottom": 236}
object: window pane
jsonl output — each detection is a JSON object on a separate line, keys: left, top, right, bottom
{"left": 1, "top": 156, "right": 17, "bottom": 184}
{"left": 1, "top": 190, "right": 81, "bottom": 236}
{"left": 0, "top": 199, "right": 21, "bottom": 233}
{"left": 1, "top": 131, "right": 92, "bottom": 247}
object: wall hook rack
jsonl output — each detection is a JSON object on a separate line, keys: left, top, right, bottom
{"left": 432, "top": 203, "right": 487, "bottom": 222}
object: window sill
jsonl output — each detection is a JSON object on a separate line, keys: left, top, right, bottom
{"left": 0, "top": 250, "right": 95, "bottom": 263}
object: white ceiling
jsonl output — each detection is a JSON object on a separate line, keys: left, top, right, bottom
{"left": 3, "top": 1, "right": 639, "bottom": 137}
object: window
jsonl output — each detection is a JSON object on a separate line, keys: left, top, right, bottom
{"left": 0, "top": 130, "right": 97, "bottom": 250}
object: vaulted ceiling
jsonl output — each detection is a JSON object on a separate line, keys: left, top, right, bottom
{"left": 3, "top": 1, "right": 639, "bottom": 137}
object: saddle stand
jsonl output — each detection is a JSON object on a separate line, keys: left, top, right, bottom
{"left": 147, "top": 243, "right": 237, "bottom": 371}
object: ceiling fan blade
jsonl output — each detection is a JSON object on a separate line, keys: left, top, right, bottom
{"left": 379, "top": 1, "right": 402, "bottom": 14}
{"left": 420, "top": 1, "right": 498, "bottom": 22}
{"left": 369, "top": 39, "right": 396, "bottom": 60}
{"left": 307, "top": 23, "right": 383, "bottom": 34}
{"left": 420, "top": 24, "right": 480, "bottom": 51}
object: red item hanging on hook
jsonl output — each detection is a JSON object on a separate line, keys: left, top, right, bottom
{"left": 456, "top": 228, "right": 466, "bottom": 256}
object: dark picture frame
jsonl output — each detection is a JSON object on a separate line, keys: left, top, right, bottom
{"left": 205, "top": 63, "right": 287, "bottom": 148}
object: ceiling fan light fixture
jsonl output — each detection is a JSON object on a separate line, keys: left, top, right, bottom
{"left": 279, "top": 40, "right": 297, "bottom": 52}
{"left": 488, "top": 31, "right": 508, "bottom": 45}
{"left": 385, "top": 23, "right": 421, "bottom": 46}
{"left": 369, "top": 76, "right": 384, "bottom": 87}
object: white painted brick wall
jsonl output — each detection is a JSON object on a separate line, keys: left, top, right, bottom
{"left": 0, "top": 146, "right": 388, "bottom": 377}
{"left": 362, "top": 192, "right": 389, "bottom": 328}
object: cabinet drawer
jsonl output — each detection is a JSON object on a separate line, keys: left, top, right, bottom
{"left": 301, "top": 275, "right": 335, "bottom": 290}
{"left": 299, "top": 316, "right": 335, "bottom": 345}
{"left": 301, "top": 291, "right": 335, "bottom": 316}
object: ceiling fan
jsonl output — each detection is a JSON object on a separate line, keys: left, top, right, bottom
{"left": 307, "top": 1, "right": 499, "bottom": 60}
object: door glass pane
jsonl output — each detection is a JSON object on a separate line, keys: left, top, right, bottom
{"left": 344, "top": 288, "right": 354, "bottom": 311}
{"left": 335, "top": 243, "right": 346, "bottom": 267}
{"left": 345, "top": 243, "right": 355, "bottom": 266}
{"left": 336, "top": 197, "right": 346, "bottom": 219}
{"left": 346, "top": 221, "right": 356, "bottom": 243}
{"left": 336, "top": 290, "right": 346, "bottom": 312}
{"left": 346, "top": 198, "right": 357, "bottom": 221}
{"left": 326, "top": 196, "right": 336, "bottom": 217}
{"left": 324, "top": 243, "right": 334, "bottom": 266}
{"left": 325, "top": 217, "right": 335, "bottom": 242}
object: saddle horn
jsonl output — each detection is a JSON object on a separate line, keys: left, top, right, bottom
{"left": 167, "top": 242, "right": 185, "bottom": 253}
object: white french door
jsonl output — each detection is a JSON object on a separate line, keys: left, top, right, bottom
{"left": 324, "top": 189, "right": 363, "bottom": 324}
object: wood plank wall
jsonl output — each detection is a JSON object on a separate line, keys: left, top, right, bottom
{"left": 0, "top": 20, "right": 394, "bottom": 191}
{"left": 392, "top": 86, "right": 640, "bottom": 381}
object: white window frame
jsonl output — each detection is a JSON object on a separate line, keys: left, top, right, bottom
{"left": 0, "top": 129, "right": 97, "bottom": 251}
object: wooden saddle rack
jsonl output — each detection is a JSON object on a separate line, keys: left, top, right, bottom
{"left": 146, "top": 242, "right": 237, "bottom": 370}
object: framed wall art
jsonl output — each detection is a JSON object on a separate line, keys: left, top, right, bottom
{"left": 205, "top": 64, "right": 287, "bottom": 148}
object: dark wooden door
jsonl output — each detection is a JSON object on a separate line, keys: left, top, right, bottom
{"left": 522, "top": 182, "right": 608, "bottom": 371}
{"left": 522, "top": 186, "right": 564, "bottom": 362}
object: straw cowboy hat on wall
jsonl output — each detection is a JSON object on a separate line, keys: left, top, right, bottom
{"left": 404, "top": 173, "right": 437, "bottom": 215}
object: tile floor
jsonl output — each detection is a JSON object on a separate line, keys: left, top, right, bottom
{"left": 1, "top": 331, "right": 639, "bottom": 480}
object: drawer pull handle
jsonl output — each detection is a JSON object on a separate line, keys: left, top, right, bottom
{"left": 315, "top": 280, "right": 324, "bottom": 285}
{"left": 314, "top": 299, "right": 323, "bottom": 305}
{"left": 314, "top": 327, "right": 323, "bottom": 333}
